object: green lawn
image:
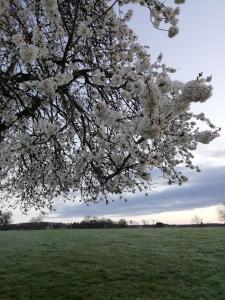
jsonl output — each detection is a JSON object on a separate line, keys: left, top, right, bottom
{"left": 0, "top": 228, "right": 225, "bottom": 300}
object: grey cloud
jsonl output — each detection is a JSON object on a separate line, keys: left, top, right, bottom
{"left": 50, "top": 166, "right": 225, "bottom": 219}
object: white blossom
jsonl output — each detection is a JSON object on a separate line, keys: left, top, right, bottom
{"left": 133, "top": 79, "right": 146, "bottom": 95}
{"left": 78, "top": 23, "right": 92, "bottom": 37}
{"left": 40, "top": 77, "right": 57, "bottom": 96}
{"left": 168, "top": 26, "right": 179, "bottom": 38}
{"left": 182, "top": 80, "right": 212, "bottom": 103}
{"left": 19, "top": 44, "right": 39, "bottom": 64}
{"left": 156, "top": 73, "right": 171, "bottom": 94}
{"left": 32, "top": 26, "right": 45, "bottom": 46}
{"left": 195, "top": 130, "right": 219, "bottom": 144}
{"left": 111, "top": 74, "right": 123, "bottom": 86}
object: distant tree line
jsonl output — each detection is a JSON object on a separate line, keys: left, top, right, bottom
{"left": 1, "top": 205, "right": 225, "bottom": 231}
{"left": 4, "top": 220, "right": 225, "bottom": 231}
{"left": 3, "top": 216, "right": 129, "bottom": 231}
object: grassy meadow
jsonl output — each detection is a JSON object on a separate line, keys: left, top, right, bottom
{"left": 0, "top": 228, "right": 225, "bottom": 300}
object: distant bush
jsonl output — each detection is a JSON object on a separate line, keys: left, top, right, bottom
{"left": 155, "top": 222, "right": 166, "bottom": 228}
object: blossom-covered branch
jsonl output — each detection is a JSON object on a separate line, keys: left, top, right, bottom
{"left": 0, "top": 0, "right": 219, "bottom": 211}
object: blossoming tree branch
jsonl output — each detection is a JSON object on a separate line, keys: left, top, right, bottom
{"left": 0, "top": 0, "right": 219, "bottom": 211}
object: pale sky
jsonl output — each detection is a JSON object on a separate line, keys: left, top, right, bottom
{"left": 12, "top": 1, "right": 225, "bottom": 225}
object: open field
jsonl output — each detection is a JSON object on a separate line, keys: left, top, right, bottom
{"left": 0, "top": 228, "right": 225, "bottom": 300}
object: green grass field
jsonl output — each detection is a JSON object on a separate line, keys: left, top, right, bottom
{"left": 0, "top": 228, "right": 225, "bottom": 300}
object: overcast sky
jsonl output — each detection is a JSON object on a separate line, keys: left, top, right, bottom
{"left": 13, "top": 1, "right": 225, "bottom": 224}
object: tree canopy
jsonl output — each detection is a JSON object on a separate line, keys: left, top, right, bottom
{"left": 217, "top": 205, "right": 225, "bottom": 223}
{"left": 0, "top": 210, "right": 13, "bottom": 229}
{"left": 0, "top": 0, "right": 219, "bottom": 211}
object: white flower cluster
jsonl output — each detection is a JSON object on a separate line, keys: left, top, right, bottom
{"left": 119, "top": 0, "right": 183, "bottom": 38}
{"left": 42, "top": 0, "right": 58, "bottom": 17}
{"left": 156, "top": 73, "right": 172, "bottom": 94}
{"left": 182, "top": 80, "right": 212, "bottom": 103}
{"left": 32, "top": 25, "right": 45, "bottom": 47}
{"left": 78, "top": 23, "right": 92, "bottom": 37}
{"left": 195, "top": 130, "right": 219, "bottom": 144}
{"left": 168, "top": 26, "right": 179, "bottom": 38}
{"left": 19, "top": 44, "right": 39, "bottom": 64}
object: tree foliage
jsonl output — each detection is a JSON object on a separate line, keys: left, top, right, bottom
{"left": 0, "top": 0, "right": 219, "bottom": 211}
{"left": 191, "top": 215, "right": 203, "bottom": 225}
{"left": 0, "top": 210, "right": 13, "bottom": 230}
{"left": 217, "top": 205, "right": 225, "bottom": 223}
